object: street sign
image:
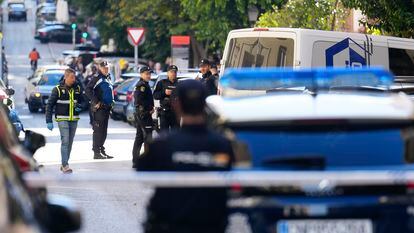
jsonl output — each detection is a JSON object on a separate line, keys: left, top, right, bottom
{"left": 127, "top": 28, "right": 145, "bottom": 72}
{"left": 127, "top": 28, "right": 145, "bottom": 46}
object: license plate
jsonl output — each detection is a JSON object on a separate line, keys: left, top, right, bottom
{"left": 277, "top": 219, "right": 373, "bottom": 233}
{"left": 118, "top": 95, "right": 126, "bottom": 101}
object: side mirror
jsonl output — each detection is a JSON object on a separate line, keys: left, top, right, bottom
{"left": 23, "top": 130, "right": 46, "bottom": 154}
{"left": 36, "top": 195, "right": 81, "bottom": 233}
{"left": 5, "top": 88, "right": 15, "bottom": 96}
{"left": 32, "top": 81, "right": 38, "bottom": 86}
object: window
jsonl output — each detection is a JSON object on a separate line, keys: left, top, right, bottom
{"left": 389, "top": 48, "right": 414, "bottom": 76}
{"left": 226, "top": 37, "right": 294, "bottom": 68}
{"left": 38, "top": 72, "right": 63, "bottom": 86}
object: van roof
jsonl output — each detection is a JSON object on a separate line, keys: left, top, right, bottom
{"left": 228, "top": 27, "right": 414, "bottom": 44}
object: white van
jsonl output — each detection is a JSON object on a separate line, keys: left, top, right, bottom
{"left": 221, "top": 28, "right": 414, "bottom": 82}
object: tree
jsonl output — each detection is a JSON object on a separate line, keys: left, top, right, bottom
{"left": 257, "top": 0, "right": 349, "bottom": 31}
{"left": 342, "top": 0, "right": 414, "bottom": 38}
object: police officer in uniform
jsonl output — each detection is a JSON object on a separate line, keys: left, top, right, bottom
{"left": 85, "top": 61, "right": 114, "bottom": 160}
{"left": 137, "top": 80, "right": 234, "bottom": 233}
{"left": 199, "top": 58, "right": 217, "bottom": 96}
{"left": 132, "top": 66, "right": 154, "bottom": 167}
{"left": 153, "top": 65, "right": 179, "bottom": 131}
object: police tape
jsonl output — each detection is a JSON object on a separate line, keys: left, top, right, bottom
{"left": 23, "top": 170, "right": 414, "bottom": 188}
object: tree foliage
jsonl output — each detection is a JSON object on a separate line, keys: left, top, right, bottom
{"left": 342, "top": 0, "right": 414, "bottom": 38}
{"left": 257, "top": 0, "right": 349, "bottom": 31}
{"left": 70, "top": 0, "right": 281, "bottom": 62}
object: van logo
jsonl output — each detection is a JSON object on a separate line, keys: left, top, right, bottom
{"left": 325, "top": 37, "right": 372, "bottom": 68}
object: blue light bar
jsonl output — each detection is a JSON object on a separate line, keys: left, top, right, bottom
{"left": 220, "top": 67, "right": 394, "bottom": 91}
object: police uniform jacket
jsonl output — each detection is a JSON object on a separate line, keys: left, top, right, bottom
{"left": 153, "top": 78, "right": 177, "bottom": 111}
{"left": 200, "top": 71, "right": 217, "bottom": 96}
{"left": 134, "top": 79, "right": 154, "bottom": 113}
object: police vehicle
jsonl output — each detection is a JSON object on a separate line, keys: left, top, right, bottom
{"left": 220, "top": 28, "right": 414, "bottom": 96}
{"left": 207, "top": 68, "right": 414, "bottom": 233}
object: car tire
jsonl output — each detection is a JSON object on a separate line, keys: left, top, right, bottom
{"left": 110, "top": 112, "right": 120, "bottom": 120}
{"left": 28, "top": 104, "right": 38, "bottom": 113}
{"left": 40, "top": 39, "right": 48, "bottom": 44}
{"left": 8, "top": 17, "right": 12, "bottom": 22}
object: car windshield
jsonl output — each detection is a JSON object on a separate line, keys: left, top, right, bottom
{"left": 10, "top": 3, "right": 24, "bottom": 9}
{"left": 116, "top": 78, "right": 136, "bottom": 92}
{"left": 38, "top": 72, "right": 63, "bottom": 86}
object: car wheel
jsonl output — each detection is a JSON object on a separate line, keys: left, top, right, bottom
{"left": 110, "top": 112, "right": 120, "bottom": 120}
{"left": 28, "top": 104, "right": 38, "bottom": 113}
{"left": 40, "top": 39, "right": 47, "bottom": 44}
{"left": 8, "top": 17, "right": 11, "bottom": 22}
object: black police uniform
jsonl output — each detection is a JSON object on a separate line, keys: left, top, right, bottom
{"left": 200, "top": 70, "right": 217, "bottom": 96}
{"left": 137, "top": 125, "right": 234, "bottom": 233}
{"left": 85, "top": 71, "right": 114, "bottom": 156}
{"left": 132, "top": 78, "right": 154, "bottom": 166}
{"left": 153, "top": 77, "right": 178, "bottom": 131}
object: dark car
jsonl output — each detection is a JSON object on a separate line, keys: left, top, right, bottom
{"left": 26, "top": 70, "right": 64, "bottom": 113}
{"left": 111, "top": 77, "right": 139, "bottom": 121}
{"left": 208, "top": 68, "right": 414, "bottom": 233}
{"left": 35, "top": 25, "right": 81, "bottom": 44}
{"left": 8, "top": 3, "right": 27, "bottom": 21}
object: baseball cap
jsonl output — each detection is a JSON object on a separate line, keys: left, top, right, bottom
{"left": 167, "top": 65, "right": 178, "bottom": 72}
{"left": 139, "top": 66, "right": 152, "bottom": 73}
{"left": 199, "top": 58, "right": 210, "bottom": 66}
{"left": 176, "top": 80, "right": 207, "bottom": 115}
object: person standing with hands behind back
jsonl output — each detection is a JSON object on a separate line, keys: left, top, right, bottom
{"left": 85, "top": 61, "right": 114, "bottom": 160}
{"left": 132, "top": 66, "right": 154, "bottom": 168}
{"left": 45, "top": 68, "right": 83, "bottom": 174}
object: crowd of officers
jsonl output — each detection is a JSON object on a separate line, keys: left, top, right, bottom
{"left": 46, "top": 57, "right": 233, "bottom": 232}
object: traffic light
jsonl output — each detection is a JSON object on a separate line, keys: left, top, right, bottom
{"left": 71, "top": 23, "right": 77, "bottom": 30}
{"left": 82, "top": 32, "right": 88, "bottom": 39}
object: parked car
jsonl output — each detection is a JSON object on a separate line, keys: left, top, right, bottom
{"left": 35, "top": 24, "right": 81, "bottom": 44}
{"left": 207, "top": 67, "right": 414, "bottom": 233}
{"left": 0, "top": 103, "right": 81, "bottom": 233}
{"left": 8, "top": 2, "right": 27, "bottom": 21}
{"left": 111, "top": 73, "right": 157, "bottom": 122}
{"left": 25, "top": 69, "right": 65, "bottom": 113}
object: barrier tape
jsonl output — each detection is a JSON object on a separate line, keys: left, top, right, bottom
{"left": 23, "top": 170, "right": 413, "bottom": 188}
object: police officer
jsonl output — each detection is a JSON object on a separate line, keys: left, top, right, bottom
{"left": 153, "top": 65, "right": 179, "bottom": 131}
{"left": 85, "top": 61, "right": 114, "bottom": 160}
{"left": 132, "top": 66, "right": 154, "bottom": 167}
{"left": 199, "top": 58, "right": 217, "bottom": 96}
{"left": 137, "top": 80, "right": 234, "bottom": 233}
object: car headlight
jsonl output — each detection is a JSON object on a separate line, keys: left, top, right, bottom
{"left": 34, "top": 93, "right": 41, "bottom": 98}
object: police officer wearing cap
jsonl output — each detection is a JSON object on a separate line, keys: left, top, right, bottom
{"left": 132, "top": 66, "right": 154, "bottom": 167}
{"left": 85, "top": 61, "right": 114, "bottom": 160}
{"left": 153, "top": 65, "right": 179, "bottom": 131}
{"left": 137, "top": 79, "right": 234, "bottom": 233}
{"left": 199, "top": 58, "right": 218, "bottom": 96}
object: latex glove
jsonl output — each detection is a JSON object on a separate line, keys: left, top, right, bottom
{"left": 75, "top": 107, "right": 82, "bottom": 113}
{"left": 47, "top": 123, "right": 53, "bottom": 131}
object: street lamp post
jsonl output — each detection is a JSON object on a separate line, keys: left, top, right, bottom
{"left": 71, "top": 23, "right": 77, "bottom": 49}
{"left": 248, "top": 6, "right": 259, "bottom": 27}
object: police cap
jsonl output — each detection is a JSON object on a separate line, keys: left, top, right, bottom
{"left": 167, "top": 65, "right": 178, "bottom": 72}
{"left": 99, "top": 61, "right": 109, "bottom": 67}
{"left": 199, "top": 58, "right": 210, "bottom": 67}
{"left": 176, "top": 79, "right": 207, "bottom": 115}
{"left": 139, "top": 66, "right": 152, "bottom": 73}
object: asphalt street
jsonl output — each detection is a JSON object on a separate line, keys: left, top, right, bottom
{"left": 3, "top": 1, "right": 250, "bottom": 232}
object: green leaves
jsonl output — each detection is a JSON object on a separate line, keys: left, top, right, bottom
{"left": 257, "top": 0, "right": 349, "bottom": 31}
{"left": 342, "top": 0, "right": 414, "bottom": 37}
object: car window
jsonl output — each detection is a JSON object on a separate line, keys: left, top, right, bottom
{"left": 10, "top": 3, "right": 24, "bottom": 9}
{"left": 38, "top": 72, "right": 63, "bottom": 86}
{"left": 116, "top": 79, "right": 135, "bottom": 92}
{"left": 127, "top": 78, "right": 140, "bottom": 91}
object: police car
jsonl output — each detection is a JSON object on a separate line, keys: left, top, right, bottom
{"left": 207, "top": 68, "right": 414, "bottom": 233}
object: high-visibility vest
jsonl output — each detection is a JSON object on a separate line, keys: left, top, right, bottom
{"left": 54, "top": 85, "right": 81, "bottom": 122}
